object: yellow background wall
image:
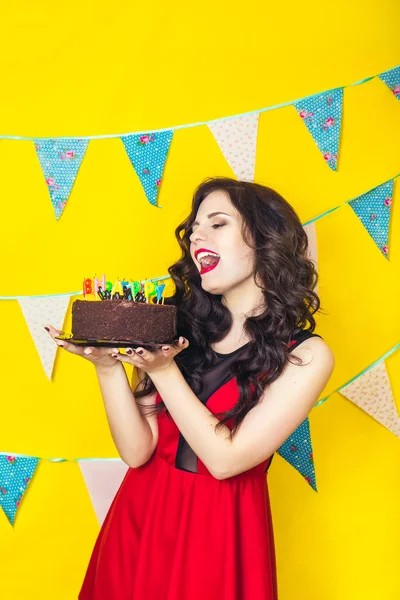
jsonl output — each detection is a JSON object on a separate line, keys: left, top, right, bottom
{"left": 1, "top": 1, "right": 400, "bottom": 598}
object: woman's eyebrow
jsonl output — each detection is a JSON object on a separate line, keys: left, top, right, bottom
{"left": 192, "top": 211, "right": 230, "bottom": 227}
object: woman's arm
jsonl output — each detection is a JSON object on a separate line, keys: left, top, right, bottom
{"left": 96, "top": 363, "right": 158, "bottom": 468}
{"left": 150, "top": 337, "right": 334, "bottom": 479}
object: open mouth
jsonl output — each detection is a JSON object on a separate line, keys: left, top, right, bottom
{"left": 195, "top": 250, "right": 220, "bottom": 275}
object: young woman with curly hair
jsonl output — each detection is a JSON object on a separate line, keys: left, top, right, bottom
{"left": 47, "top": 176, "right": 334, "bottom": 600}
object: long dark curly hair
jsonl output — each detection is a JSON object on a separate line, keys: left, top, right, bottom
{"left": 135, "top": 176, "right": 324, "bottom": 438}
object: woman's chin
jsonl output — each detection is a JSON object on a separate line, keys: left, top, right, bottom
{"left": 200, "top": 279, "right": 224, "bottom": 295}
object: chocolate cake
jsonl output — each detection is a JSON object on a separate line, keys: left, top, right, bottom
{"left": 71, "top": 300, "right": 177, "bottom": 343}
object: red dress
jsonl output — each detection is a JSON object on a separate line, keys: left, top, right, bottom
{"left": 79, "top": 329, "right": 320, "bottom": 600}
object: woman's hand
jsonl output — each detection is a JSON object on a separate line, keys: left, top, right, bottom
{"left": 111, "top": 337, "right": 189, "bottom": 375}
{"left": 44, "top": 324, "right": 120, "bottom": 371}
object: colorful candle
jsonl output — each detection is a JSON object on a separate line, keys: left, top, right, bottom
{"left": 144, "top": 281, "right": 157, "bottom": 303}
{"left": 83, "top": 278, "right": 93, "bottom": 299}
{"left": 129, "top": 280, "right": 141, "bottom": 301}
{"left": 112, "top": 279, "right": 123, "bottom": 297}
{"left": 156, "top": 282, "right": 165, "bottom": 304}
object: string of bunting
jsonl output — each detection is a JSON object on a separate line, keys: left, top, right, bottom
{"left": 1, "top": 171, "right": 399, "bottom": 303}
{"left": 0, "top": 66, "right": 398, "bottom": 218}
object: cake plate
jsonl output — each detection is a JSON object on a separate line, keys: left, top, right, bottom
{"left": 55, "top": 335, "right": 178, "bottom": 350}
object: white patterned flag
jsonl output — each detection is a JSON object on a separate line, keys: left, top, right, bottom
{"left": 208, "top": 114, "right": 259, "bottom": 181}
{"left": 341, "top": 362, "right": 400, "bottom": 438}
{"left": 79, "top": 460, "right": 129, "bottom": 526}
{"left": 18, "top": 295, "right": 71, "bottom": 379}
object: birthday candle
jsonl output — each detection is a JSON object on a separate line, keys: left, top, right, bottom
{"left": 156, "top": 282, "right": 165, "bottom": 304}
{"left": 112, "top": 279, "right": 123, "bottom": 297}
{"left": 130, "top": 280, "right": 141, "bottom": 301}
{"left": 83, "top": 278, "right": 93, "bottom": 299}
{"left": 105, "top": 280, "right": 113, "bottom": 300}
{"left": 144, "top": 281, "right": 157, "bottom": 303}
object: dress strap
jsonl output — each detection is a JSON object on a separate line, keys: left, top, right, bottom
{"left": 288, "top": 329, "right": 322, "bottom": 352}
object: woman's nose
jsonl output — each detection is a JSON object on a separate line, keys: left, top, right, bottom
{"left": 190, "top": 227, "right": 207, "bottom": 243}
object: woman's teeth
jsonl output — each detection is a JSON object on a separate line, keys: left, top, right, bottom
{"left": 197, "top": 251, "right": 220, "bottom": 264}
{"left": 197, "top": 251, "right": 220, "bottom": 274}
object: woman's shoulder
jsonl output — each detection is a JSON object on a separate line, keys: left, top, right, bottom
{"left": 288, "top": 328, "right": 334, "bottom": 372}
{"left": 288, "top": 328, "right": 323, "bottom": 350}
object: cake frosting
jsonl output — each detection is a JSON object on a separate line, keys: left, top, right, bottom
{"left": 71, "top": 299, "right": 177, "bottom": 343}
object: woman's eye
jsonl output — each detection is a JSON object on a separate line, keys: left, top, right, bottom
{"left": 212, "top": 223, "right": 225, "bottom": 229}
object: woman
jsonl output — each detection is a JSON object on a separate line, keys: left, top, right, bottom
{"left": 46, "top": 177, "right": 334, "bottom": 599}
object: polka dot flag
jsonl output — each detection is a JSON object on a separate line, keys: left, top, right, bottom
{"left": 0, "top": 455, "right": 39, "bottom": 526}
{"left": 277, "top": 418, "right": 317, "bottom": 491}
{"left": 121, "top": 131, "right": 173, "bottom": 207}
{"left": 349, "top": 179, "right": 394, "bottom": 259}
{"left": 378, "top": 65, "right": 400, "bottom": 100}
{"left": 34, "top": 139, "right": 89, "bottom": 220}
{"left": 294, "top": 88, "right": 343, "bottom": 171}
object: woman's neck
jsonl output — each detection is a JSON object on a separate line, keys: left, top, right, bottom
{"left": 222, "top": 279, "right": 266, "bottom": 327}
{"left": 211, "top": 279, "right": 266, "bottom": 353}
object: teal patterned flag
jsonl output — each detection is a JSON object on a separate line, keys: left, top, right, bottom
{"left": 34, "top": 138, "right": 89, "bottom": 219}
{"left": 349, "top": 180, "right": 394, "bottom": 259}
{"left": 294, "top": 88, "right": 343, "bottom": 171}
{"left": 121, "top": 131, "right": 173, "bottom": 207}
{"left": 378, "top": 66, "right": 400, "bottom": 100}
{"left": 0, "top": 455, "right": 39, "bottom": 526}
{"left": 277, "top": 418, "right": 317, "bottom": 491}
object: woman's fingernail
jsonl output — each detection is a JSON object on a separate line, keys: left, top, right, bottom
{"left": 126, "top": 348, "right": 133, "bottom": 355}
{"left": 162, "top": 346, "right": 170, "bottom": 351}
{"left": 136, "top": 349, "right": 144, "bottom": 355}
{"left": 57, "top": 342, "right": 65, "bottom": 348}
{"left": 44, "top": 326, "right": 50, "bottom": 332}
{"left": 84, "top": 348, "right": 93, "bottom": 355}
{"left": 111, "top": 353, "right": 118, "bottom": 358}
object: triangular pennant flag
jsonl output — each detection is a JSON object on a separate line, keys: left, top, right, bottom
{"left": 208, "top": 114, "right": 259, "bottom": 181}
{"left": 18, "top": 295, "right": 71, "bottom": 379}
{"left": 348, "top": 179, "right": 394, "bottom": 259}
{"left": 0, "top": 455, "right": 39, "bottom": 526}
{"left": 79, "top": 460, "right": 129, "bottom": 525}
{"left": 340, "top": 362, "right": 400, "bottom": 438}
{"left": 277, "top": 417, "right": 317, "bottom": 491}
{"left": 378, "top": 65, "right": 400, "bottom": 100}
{"left": 34, "top": 139, "right": 89, "bottom": 219}
{"left": 121, "top": 131, "right": 173, "bottom": 207}
{"left": 294, "top": 88, "right": 343, "bottom": 171}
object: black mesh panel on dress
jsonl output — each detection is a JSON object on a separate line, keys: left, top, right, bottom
{"left": 174, "top": 330, "right": 322, "bottom": 474}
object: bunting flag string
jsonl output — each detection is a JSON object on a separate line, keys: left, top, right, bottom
{"left": 0, "top": 174, "right": 397, "bottom": 302}
{"left": 0, "top": 65, "right": 398, "bottom": 212}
